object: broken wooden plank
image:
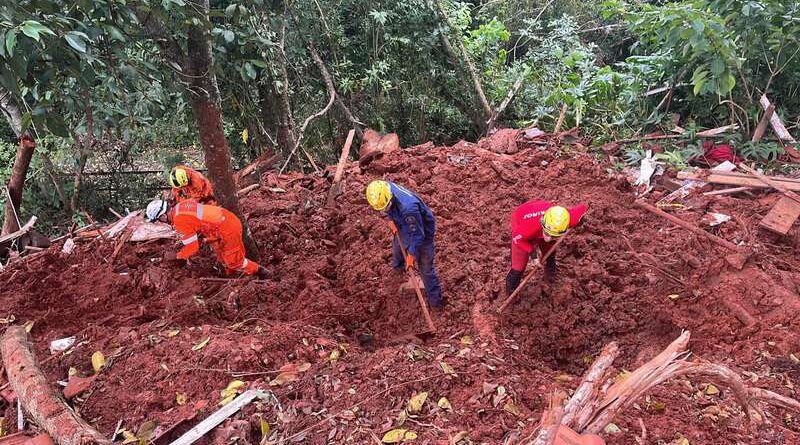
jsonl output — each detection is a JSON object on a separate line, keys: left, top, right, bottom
{"left": 703, "top": 186, "right": 754, "bottom": 196}
{"left": 635, "top": 201, "right": 740, "bottom": 252}
{"left": 752, "top": 104, "right": 775, "bottom": 142}
{"left": 0, "top": 217, "right": 37, "bottom": 244}
{"left": 167, "top": 390, "right": 274, "bottom": 445}
{"left": 326, "top": 129, "right": 356, "bottom": 206}
{"left": 759, "top": 94, "right": 796, "bottom": 143}
{"left": 677, "top": 171, "right": 800, "bottom": 191}
{"left": 616, "top": 124, "right": 738, "bottom": 144}
{"left": 696, "top": 124, "right": 739, "bottom": 137}
{"left": 760, "top": 196, "right": 800, "bottom": 235}
{"left": 739, "top": 164, "right": 800, "bottom": 206}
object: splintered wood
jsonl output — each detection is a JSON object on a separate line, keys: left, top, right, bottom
{"left": 524, "top": 331, "right": 800, "bottom": 443}
{"left": 760, "top": 197, "right": 800, "bottom": 234}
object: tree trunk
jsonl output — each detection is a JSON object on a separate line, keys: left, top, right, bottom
{"left": 275, "top": 16, "right": 297, "bottom": 156}
{"left": 0, "top": 89, "right": 34, "bottom": 235}
{"left": 432, "top": 0, "right": 492, "bottom": 130}
{"left": 186, "top": 0, "right": 259, "bottom": 261}
{"left": 70, "top": 94, "right": 93, "bottom": 214}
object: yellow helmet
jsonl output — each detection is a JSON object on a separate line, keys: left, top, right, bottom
{"left": 365, "top": 180, "right": 392, "bottom": 211}
{"left": 169, "top": 167, "right": 189, "bottom": 188}
{"left": 542, "top": 206, "right": 570, "bottom": 237}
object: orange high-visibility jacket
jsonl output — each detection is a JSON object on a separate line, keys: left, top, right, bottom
{"left": 171, "top": 166, "right": 216, "bottom": 204}
{"left": 169, "top": 201, "right": 259, "bottom": 275}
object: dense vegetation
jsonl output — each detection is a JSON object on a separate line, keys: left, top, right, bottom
{"left": 1, "top": 0, "right": 798, "bottom": 235}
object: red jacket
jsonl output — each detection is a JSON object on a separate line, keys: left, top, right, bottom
{"left": 511, "top": 200, "right": 588, "bottom": 254}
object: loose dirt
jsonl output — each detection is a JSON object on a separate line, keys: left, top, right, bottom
{"left": 2, "top": 129, "right": 800, "bottom": 444}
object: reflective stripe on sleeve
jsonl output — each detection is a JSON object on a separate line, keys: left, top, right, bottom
{"left": 181, "top": 234, "right": 198, "bottom": 245}
{"left": 196, "top": 205, "right": 204, "bottom": 220}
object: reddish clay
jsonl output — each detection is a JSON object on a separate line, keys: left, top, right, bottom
{"left": 1, "top": 130, "right": 799, "bottom": 444}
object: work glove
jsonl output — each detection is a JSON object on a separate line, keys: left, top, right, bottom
{"left": 505, "top": 269, "right": 523, "bottom": 296}
{"left": 405, "top": 254, "right": 416, "bottom": 271}
{"left": 387, "top": 221, "right": 398, "bottom": 234}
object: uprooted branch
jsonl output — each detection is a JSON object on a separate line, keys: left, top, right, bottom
{"left": 536, "top": 331, "right": 800, "bottom": 440}
{"left": 1, "top": 326, "right": 111, "bottom": 445}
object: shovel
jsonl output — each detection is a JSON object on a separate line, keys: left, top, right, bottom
{"left": 497, "top": 235, "right": 567, "bottom": 314}
{"left": 394, "top": 232, "right": 437, "bottom": 336}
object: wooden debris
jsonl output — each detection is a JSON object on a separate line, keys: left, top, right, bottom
{"left": 635, "top": 201, "right": 740, "bottom": 252}
{"left": 236, "top": 184, "right": 260, "bottom": 197}
{"left": 327, "top": 129, "right": 356, "bottom": 206}
{"left": 0, "top": 217, "right": 37, "bottom": 244}
{"left": 760, "top": 197, "right": 800, "bottom": 235}
{"left": 752, "top": 104, "right": 775, "bottom": 142}
{"left": 703, "top": 186, "right": 753, "bottom": 197}
{"left": 111, "top": 228, "right": 134, "bottom": 261}
{"left": 615, "top": 124, "right": 738, "bottom": 144}
{"left": 739, "top": 164, "right": 800, "bottom": 205}
{"left": 167, "top": 390, "right": 274, "bottom": 445}
{"left": 530, "top": 390, "right": 566, "bottom": 445}
{"left": 554, "top": 104, "right": 568, "bottom": 134}
{"left": 677, "top": 170, "right": 800, "bottom": 191}
{"left": 759, "top": 94, "right": 796, "bottom": 143}
{"left": 0, "top": 326, "right": 111, "bottom": 445}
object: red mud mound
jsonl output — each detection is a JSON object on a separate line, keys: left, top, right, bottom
{"left": 2, "top": 128, "right": 800, "bottom": 444}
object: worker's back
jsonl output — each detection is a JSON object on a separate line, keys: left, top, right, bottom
{"left": 171, "top": 201, "right": 234, "bottom": 236}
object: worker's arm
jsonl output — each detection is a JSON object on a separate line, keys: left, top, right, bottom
{"left": 568, "top": 203, "right": 589, "bottom": 227}
{"left": 398, "top": 210, "right": 426, "bottom": 258}
{"left": 175, "top": 230, "right": 200, "bottom": 259}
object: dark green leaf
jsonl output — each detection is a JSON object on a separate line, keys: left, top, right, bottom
{"left": 47, "top": 113, "right": 69, "bottom": 137}
{"left": 249, "top": 59, "right": 268, "bottom": 68}
{"left": 244, "top": 62, "right": 256, "bottom": 79}
{"left": 710, "top": 58, "right": 725, "bottom": 75}
{"left": 225, "top": 4, "right": 238, "bottom": 17}
{"left": 20, "top": 21, "right": 53, "bottom": 42}
{"left": 222, "top": 30, "right": 235, "bottom": 43}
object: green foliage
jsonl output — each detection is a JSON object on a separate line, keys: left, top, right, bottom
{"left": 738, "top": 141, "right": 784, "bottom": 162}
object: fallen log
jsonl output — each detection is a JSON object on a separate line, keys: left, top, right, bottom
{"left": 0, "top": 217, "right": 37, "bottom": 244}
{"left": 634, "top": 201, "right": 740, "bottom": 252}
{"left": 0, "top": 326, "right": 111, "bottom": 445}
{"left": 530, "top": 391, "right": 566, "bottom": 445}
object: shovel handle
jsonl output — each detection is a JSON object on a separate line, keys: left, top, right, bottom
{"left": 394, "top": 233, "right": 437, "bottom": 333}
{"left": 497, "top": 235, "right": 567, "bottom": 314}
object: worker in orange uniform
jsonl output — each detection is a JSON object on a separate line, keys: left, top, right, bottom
{"left": 168, "top": 166, "right": 216, "bottom": 204}
{"left": 145, "top": 199, "right": 267, "bottom": 278}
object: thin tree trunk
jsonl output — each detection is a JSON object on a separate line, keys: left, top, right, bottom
{"left": 275, "top": 16, "right": 297, "bottom": 155}
{"left": 40, "top": 152, "right": 67, "bottom": 206}
{"left": 0, "top": 89, "right": 34, "bottom": 235}
{"left": 335, "top": 96, "right": 363, "bottom": 139}
{"left": 186, "top": 0, "right": 259, "bottom": 260}
{"left": 432, "top": 0, "right": 492, "bottom": 127}
{"left": 70, "top": 94, "right": 93, "bottom": 214}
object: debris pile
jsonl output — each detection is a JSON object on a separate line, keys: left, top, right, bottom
{"left": 1, "top": 128, "right": 800, "bottom": 444}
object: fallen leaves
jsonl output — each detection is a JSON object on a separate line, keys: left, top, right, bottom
{"left": 91, "top": 351, "right": 106, "bottom": 373}
{"left": 219, "top": 380, "right": 246, "bottom": 405}
{"left": 604, "top": 423, "right": 621, "bottom": 434}
{"left": 503, "top": 401, "right": 521, "bottom": 417}
{"left": 437, "top": 397, "right": 452, "bottom": 411}
{"left": 192, "top": 337, "right": 210, "bottom": 351}
{"left": 269, "top": 362, "right": 311, "bottom": 386}
{"left": 407, "top": 392, "right": 428, "bottom": 414}
{"left": 439, "top": 361, "right": 457, "bottom": 377}
{"left": 381, "top": 428, "right": 417, "bottom": 443}
{"left": 259, "top": 417, "right": 270, "bottom": 439}
{"left": 705, "top": 383, "right": 720, "bottom": 396}
{"left": 176, "top": 393, "right": 187, "bottom": 406}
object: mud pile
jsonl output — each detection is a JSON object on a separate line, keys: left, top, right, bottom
{"left": 2, "top": 129, "right": 800, "bottom": 444}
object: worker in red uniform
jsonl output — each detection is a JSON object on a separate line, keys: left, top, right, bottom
{"left": 169, "top": 166, "right": 216, "bottom": 204}
{"left": 506, "top": 200, "right": 588, "bottom": 295}
{"left": 145, "top": 199, "right": 267, "bottom": 277}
